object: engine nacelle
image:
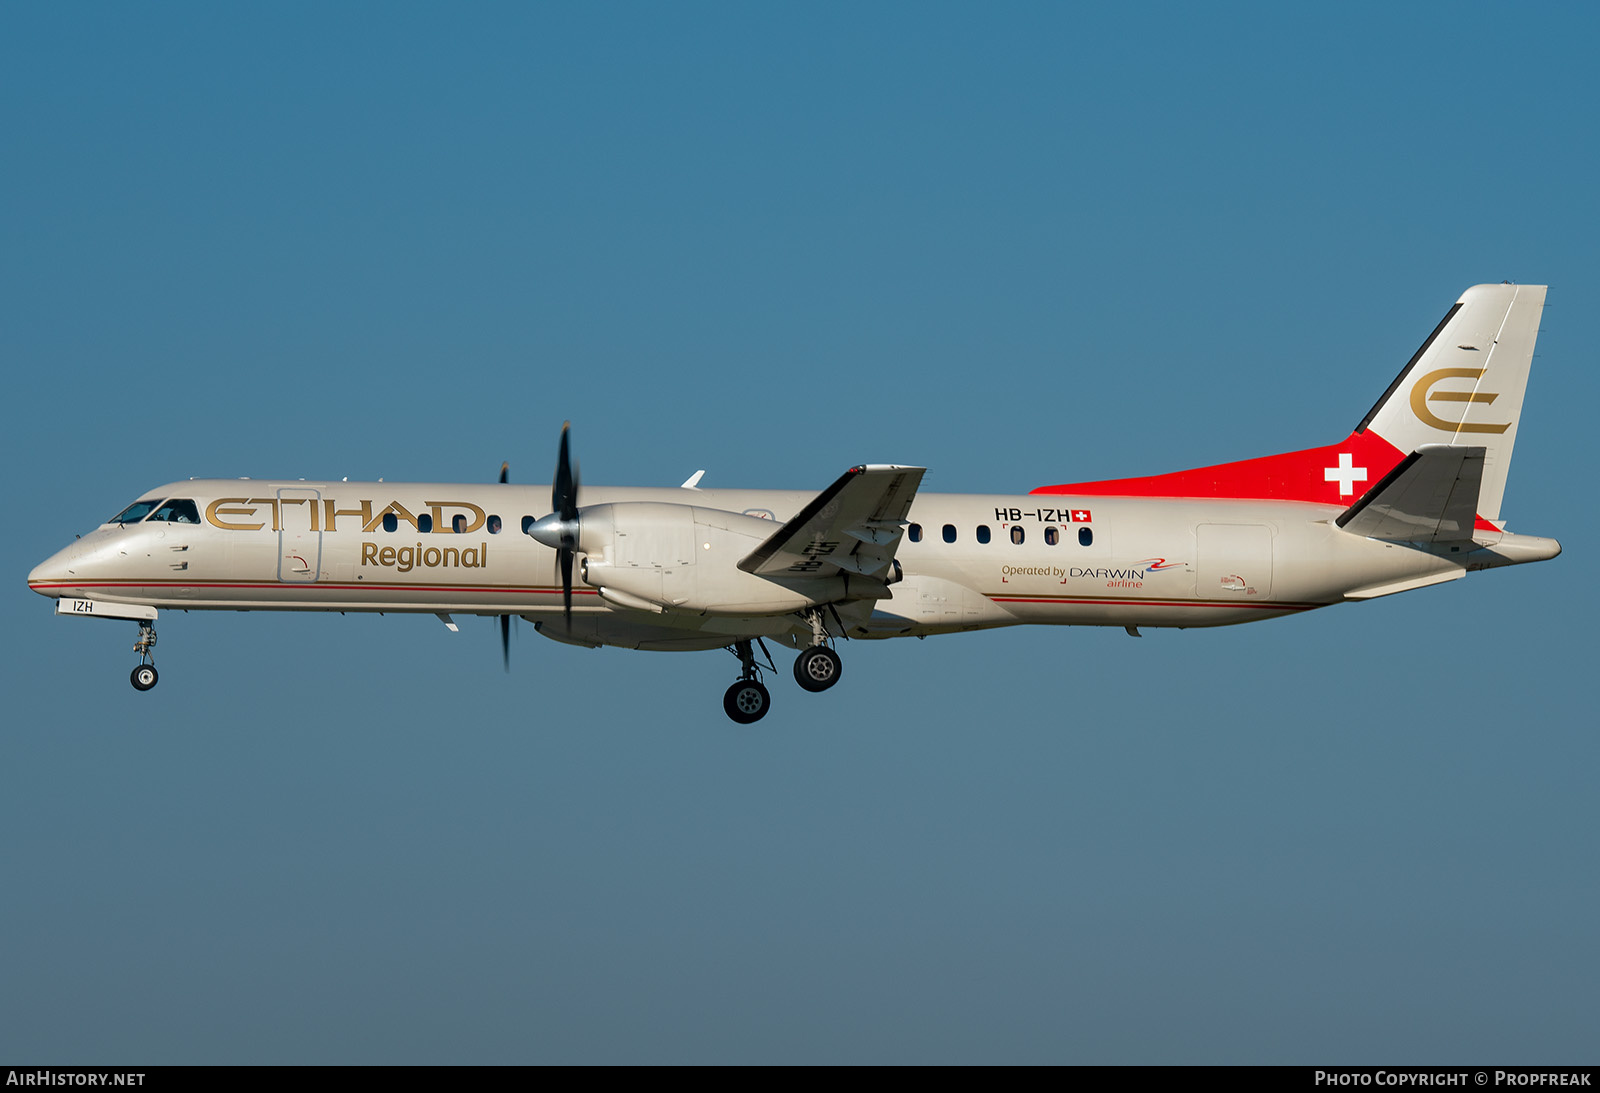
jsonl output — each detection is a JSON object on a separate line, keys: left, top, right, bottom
{"left": 573, "top": 501, "right": 868, "bottom": 616}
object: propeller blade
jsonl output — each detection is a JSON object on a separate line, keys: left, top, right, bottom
{"left": 548, "top": 422, "right": 581, "bottom": 626}
{"left": 521, "top": 423, "right": 586, "bottom": 627}
{"left": 495, "top": 453, "right": 512, "bottom": 667}
{"left": 559, "top": 549, "right": 573, "bottom": 627}
{"left": 554, "top": 421, "right": 579, "bottom": 522}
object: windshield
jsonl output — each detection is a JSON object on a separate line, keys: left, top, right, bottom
{"left": 148, "top": 499, "right": 200, "bottom": 524}
{"left": 109, "top": 499, "right": 165, "bottom": 524}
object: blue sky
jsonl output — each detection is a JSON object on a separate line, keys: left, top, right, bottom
{"left": 4, "top": 2, "right": 1596, "bottom": 1063}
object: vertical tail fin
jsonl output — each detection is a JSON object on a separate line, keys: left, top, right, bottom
{"left": 1032, "top": 284, "right": 1547, "bottom": 525}
{"left": 1356, "top": 283, "right": 1545, "bottom": 523}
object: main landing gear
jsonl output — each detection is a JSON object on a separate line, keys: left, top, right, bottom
{"left": 794, "top": 606, "right": 843, "bottom": 694}
{"left": 793, "top": 645, "right": 842, "bottom": 693}
{"left": 721, "top": 611, "right": 846, "bottom": 724}
{"left": 723, "top": 639, "right": 772, "bottom": 725}
{"left": 130, "top": 622, "right": 159, "bottom": 691}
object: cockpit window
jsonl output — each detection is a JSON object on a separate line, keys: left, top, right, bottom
{"left": 147, "top": 499, "right": 201, "bottom": 524}
{"left": 110, "top": 499, "right": 165, "bottom": 524}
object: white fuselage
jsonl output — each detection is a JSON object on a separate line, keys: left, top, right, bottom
{"left": 28, "top": 477, "right": 1553, "bottom": 651}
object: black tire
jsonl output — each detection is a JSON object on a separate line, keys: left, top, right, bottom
{"left": 131, "top": 665, "right": 159, "bottom": 691}
{"left": 793, "top": 646, "right": 842, "bottom": 692}
{"left": 723, "top": 679, "right": 771, "bottom": 724}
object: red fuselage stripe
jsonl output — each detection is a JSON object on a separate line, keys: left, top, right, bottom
{"left": 29, "top": 580, "right": 600, "bottom": 595}
{"left": 989, "top": 595, "right": 1320, "bottom": 611}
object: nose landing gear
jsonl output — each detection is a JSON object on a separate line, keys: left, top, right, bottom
{"left": 130, "top": 622, "right": 159, "bottom": 691}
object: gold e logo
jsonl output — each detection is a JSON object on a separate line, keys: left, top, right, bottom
{"left": 1410, "top": 368, "right": 1510, "bottom": 434}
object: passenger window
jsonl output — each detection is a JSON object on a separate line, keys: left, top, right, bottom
{"left": 382, "top": 512, "right": 399, "bottom": 533}
{"left": 111, "top": 499, "right": 163, "bottom": 524}
{"left": 1044, "top": 526, "right": 1059, "bottom": 546}
{"left": 976, "top": 525, "right": 991, "bottom": 544}
{"left": 521, "top": 516, "right": 536, "bottom": 535}
{"left": 487, "top": 515, "right": 503, "bottom": 535}
{"left": 942, "top": 524, "right": 957, "bottom": 543}
{"left": 1010, "top": 525, "right": 1025, "bottom": 545}
{"left": 417, "top": 513, "right": 434, "bottom": 533}
{"left": 908, "top": 523, "right": 922, "bottom": 543}
{"left": 1079, "top": 526, "right": 1093, "bottom": 546}
{"left": 452, "top": 514, "right": 468, "bottom": 534}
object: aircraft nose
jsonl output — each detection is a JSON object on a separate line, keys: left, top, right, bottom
{"left": 28, "top": 543, "right": 81, "bottom": 596}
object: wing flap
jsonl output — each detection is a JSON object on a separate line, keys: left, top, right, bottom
{"left": 842, "top": 521, "right": 902, "bottom": 546}
{"left": 1335, "top": 444, "right": 1485, "bottom": 543}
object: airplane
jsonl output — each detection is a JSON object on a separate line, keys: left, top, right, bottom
{"left": 27, "top": 283, "right": 1561, "bottom": 724}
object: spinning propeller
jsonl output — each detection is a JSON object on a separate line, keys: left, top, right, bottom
{"left": 526, "top": 422, "right": 581, "bottom": 628}
{"left": 497, "top": 461, "right": 511, "bottom": 669}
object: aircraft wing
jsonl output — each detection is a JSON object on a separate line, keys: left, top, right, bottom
{"left": 1335, "top": 444, "right": 1485, "bottom": 543}
{"left": 738, "top": 464, "right": 925, "bottom": 582}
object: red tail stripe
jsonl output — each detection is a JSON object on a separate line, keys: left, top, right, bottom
{"left": 1031, "top": 430, "right": 1406, "bottom": 506}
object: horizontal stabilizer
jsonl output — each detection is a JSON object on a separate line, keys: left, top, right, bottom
{"left": 1335, "top": 444, "right": 1484, "bottom": 543}
{"left": 739, "top": 464, "right": 924, "bottom": 582}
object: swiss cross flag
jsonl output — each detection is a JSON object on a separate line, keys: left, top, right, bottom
{"left": 1070, "top": 509, "right": 1092, "bottom": 523}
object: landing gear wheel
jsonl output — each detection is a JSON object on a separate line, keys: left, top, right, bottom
{"left": 793, "top": 646, "right": 843, "bottom": 692}
{"left": 723, "top": 679, "right": 771, "bottom": 724}
{"left": 131, "top": 664, "right": 159, "bottom": 691}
